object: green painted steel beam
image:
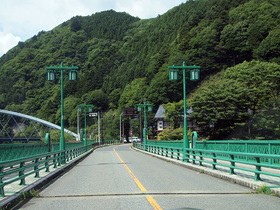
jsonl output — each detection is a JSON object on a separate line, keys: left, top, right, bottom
{"left": 46, "top": 65, "right": 79, "bottom": 70}
{"left": 168, "top": 65, "right": 200, "bottom": 69}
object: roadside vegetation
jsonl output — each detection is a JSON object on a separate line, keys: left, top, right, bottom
{"left": 0, "top": 0, "right": 279, "bottom": 140}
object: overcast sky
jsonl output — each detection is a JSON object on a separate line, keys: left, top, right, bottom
{"left": 0, "top": 0, "right": 186, "bottom": 57}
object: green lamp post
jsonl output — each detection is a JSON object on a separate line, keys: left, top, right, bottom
{"left": 137, "top": 101, "right": 152, "bottom": 151}
{"left": 168, "top": 61, "right": 200, "bottom": 162}
{"left": 46, "top": 62, "right": 78, "bottom": 152}
{"left": 78, "top": 103, "right": 93, "bottom": 146}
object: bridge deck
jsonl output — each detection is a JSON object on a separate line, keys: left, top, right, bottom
{"left": 1, "top": 144, "right": 280, "bottom": 209}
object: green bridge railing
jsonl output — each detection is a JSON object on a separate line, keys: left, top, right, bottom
{"left": 146, "top": 139, "right": 280, "bottom": 164}
{"left": 0, "top": 144, "right": 94, "bottom": 197}
{"left": 147, "top": 140, "right": 280, "bottom": 155}
{"left": 0, "top": 139, "right": 119, "bottom": 197}
{"left": 134, "top": 140, "right": 280, "bottom": 183}
{"left": 0, "top": 141, "right": 99, "bottom": 162}
{"left": 0, "top": 138, "right": 119, "bottom": 162}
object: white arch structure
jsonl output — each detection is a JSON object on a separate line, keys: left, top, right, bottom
{"left": 0, "top": 109, "right": 77, "bottom": 137}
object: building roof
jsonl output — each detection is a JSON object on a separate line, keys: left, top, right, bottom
{"left": 154, "top": 105, "right": 193, "bottom": 119}
{"left": 154, "top": 105, "right": 165, "bottom": 119}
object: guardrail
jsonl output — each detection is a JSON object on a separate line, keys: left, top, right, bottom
{"left": 104, "top": 139, "right": 119, "bottom": 144}
{"left": 147, "top": 138, "right": 280, "bottom": 165}
{"left": 195, "top": 140, "right": 280, "bottom": 160}
{"left": 146, "top": 140, "right": 280, "bottom": 156}
{"left": 134, "top": 143, "right": 280, "bottom": 182}
{"left": 0, "top": 141, "right": 100, "bottom": 162}
{"left": 0, "top": 144, "right": 94, "bottom": 197}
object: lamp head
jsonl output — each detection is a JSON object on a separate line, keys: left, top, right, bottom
{"left": 47, "top": 70, "right": 55, "bottom": 81}
{"left": 190, "top": 69, "right": 200, "bottom": 81}
{"left": 169, "top": 69, "right": 178, "bottom": 80}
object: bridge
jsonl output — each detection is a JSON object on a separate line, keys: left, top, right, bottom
{"left": 0, "top": 110, "right": 280, "bottom": 209}
{"left": 0, "top": 109, "right": 77, "bottom": 143}
{"left": 1, "top": 141, "right": 280, "bottom": 209}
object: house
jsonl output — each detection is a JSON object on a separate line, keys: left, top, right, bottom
{"left": 154, "top": 105, "right": 199, "bottom": 134}
{"left": 154, "top": 105, "right": 170, "bottom": 132}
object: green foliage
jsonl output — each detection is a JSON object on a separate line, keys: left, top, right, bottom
{"left": 49, "top": 129, "right": 76, "bottom": 142}
{"left": 158, "top": 127, "right": 184, "bottom": 141}
{"left": 118, "top": 78, "right": 148, "bottom": 108}
{"left": 158, "top": 127, "right": 192, "bottom": 141}
{"left": 250, "top": 98, "right": 280, "bottom": 139}
{"left": 81, "top": 10, "right": 140, "bottom": 41}
{"left": 191, "top": 60, "right": 280, "bottom": 139}
{"left": 22, "top": 189, "right": 40, "bottom": 199}
{"left": 256, "top": 184, "right": 268, "bottom": 194}
{"left": 0, "top": 0, "right": 279, "bottom": 140}
{"left": 70, "top": 18, "right": 82, "bottom": 32}
{"left": 101, "top": 109, "right": 119, "bottom": 140}
{"left": 220, "top": 0, "right": 280, "bottom": 65}
{"left": 163, "top": 101, "right": 184, "bottom": 129}
{"left": 254, "top": 28, "right": 280, "bottom": 63}
{"left": 82, "top": 89, "right": 108, "bottom": 111}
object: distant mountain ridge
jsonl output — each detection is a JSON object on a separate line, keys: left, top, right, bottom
{"left": 0, "top": 0, "right": 279, "bottom": 129}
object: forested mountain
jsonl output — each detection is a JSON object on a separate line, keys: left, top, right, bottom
{"left": 0, "top": 0, "right": 279, "bottom": 139}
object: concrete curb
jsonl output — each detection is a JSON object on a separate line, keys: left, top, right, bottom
{"left": 132, "top": 146, "right": 280, "bottom": 197}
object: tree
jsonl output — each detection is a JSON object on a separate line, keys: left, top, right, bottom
{"left": 186, "top": 26, "right": 221, "bottom": 73}
{"left": 0, "top": 0, "right": 279, "bottom": 140}
{"left": 224, "top": 61, "right": 280, "bottom": 112}
{"left": 118, "top": 78, "right": 148, "bottom": 108}
{"left": 163, "top": 100, "right": 184, "bottom": 129}
{"left": 82, "top": 89, "right": 108, "bottom": 111}
{"left": 220, "top": 21, "right": 251, "bottom": 65}
{"left": 191, "top": 77, "right": 248, "bottom": 139}
{"left": 254, "top": 29, "right": 280, "bottom": 64}
{"left": 191, "top": 60, "right": 280, "bottom": 139}
{"left": 158, "top": 127, "right": 184, "bottom": 141}
{"left": 70, "top": 17, "right": 82, "bottom": 32}
{"left": 250, "top": 98, "right": 280, "bottom": 139}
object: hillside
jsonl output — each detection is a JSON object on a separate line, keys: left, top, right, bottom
{"left": 0, "top": 0, "right": 279, "bottom": 139}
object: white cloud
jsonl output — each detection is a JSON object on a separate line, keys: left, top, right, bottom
{"left": 0, "top": 31, "right": 21, "bottom": 56}
{"left": 115, "top": 0, "right": 185, "bottom": 19}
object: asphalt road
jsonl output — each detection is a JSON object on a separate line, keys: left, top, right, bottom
{"left": 18, "top": 144, "right": 280, "bottom": 210}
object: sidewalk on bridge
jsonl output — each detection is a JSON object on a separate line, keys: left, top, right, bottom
{"left": 133, "top": 147, "right": 280, "bottom": 196}
{"left": 0, "top": 149, "right": 93, "bottom": 208}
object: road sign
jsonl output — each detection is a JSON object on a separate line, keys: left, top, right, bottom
{"left": 123, "top": 108, "right": 136, "bottom": 117}
{"left": 130, "top": 130, "right": 133, "bottom": 136}
{"left": 89, "top": 112, "right": 98, "bottom": 117}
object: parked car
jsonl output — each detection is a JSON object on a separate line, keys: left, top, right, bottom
{"left": 122, "top": 137, "right": 127, "bottom": 143}
{"left": 132, "top": 137, "right": 141, "bottom": 142}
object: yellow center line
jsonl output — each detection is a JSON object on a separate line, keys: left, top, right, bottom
{"left": 146, "top": 197, "right": 163, "bottom": 210}
{"left": 113, "top": 147, "right": 146, "bottom": 191}
{"left": 113, "top": 146, "right": 162, "bottom": 210}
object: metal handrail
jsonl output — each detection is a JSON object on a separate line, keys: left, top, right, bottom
{"left": 134, "top": 143, "right": 280, "bottom": 182}
{"left": 0, "top": 144, "right": 93, "bottom": 197}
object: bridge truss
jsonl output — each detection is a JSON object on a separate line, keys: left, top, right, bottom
{"left": 0, "top": 109, "right": 77, "bottom": 143}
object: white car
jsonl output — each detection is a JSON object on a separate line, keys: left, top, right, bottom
{"left": 132, "top": 137, "right": 141, "bottom": 142}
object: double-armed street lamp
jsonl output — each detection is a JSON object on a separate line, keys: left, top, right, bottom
{"left": 168, "top": 61, "right": 200, "bottom": 162}
{"left": 137, "top": 100, "right": 152, "bottom": 151}
{"left": 46, "top": 62, "right": 78, "bottom": 151}
{"left": 78, "top": 103, "right": 93, "bottom": 146}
